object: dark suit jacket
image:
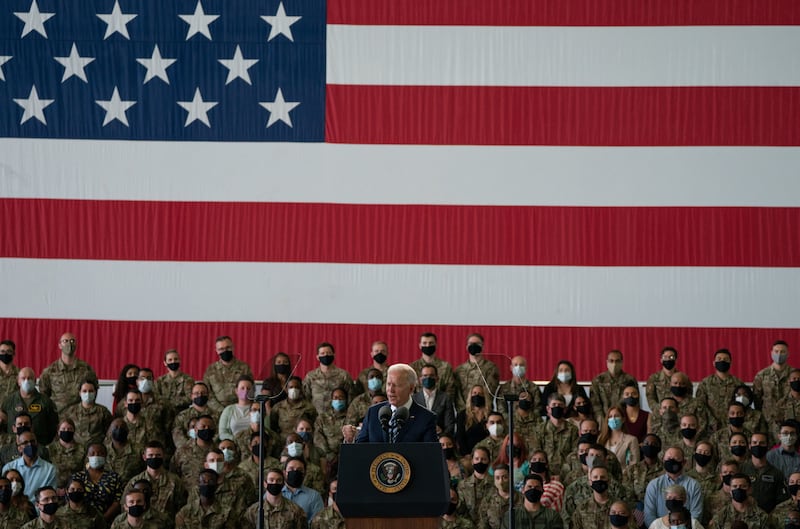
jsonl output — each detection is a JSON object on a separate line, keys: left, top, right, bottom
{"left": 412, "top": 390, "right": 455, "bottom": 438}
{"left": 355, "top": 401, "right": 438, "bottom": 443}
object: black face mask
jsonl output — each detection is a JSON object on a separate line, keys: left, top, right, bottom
{"left": 472, "top": 462, "right": 489, "bottom": 474}
{"left": 372, "top": 353, "right": 387, "bottom": 364}
{"left": 591, "top": 480, "right": 608, "bottom": 493}
{"left": 127, "top": 402, "right": 142, "bottom": 415}
{"left": 680, "top": 428, "right": 697, "bottom": 440}
{"left": 126, "top": 376, "right": 138, "bottom": 386}
{"left": 662, "top": 359, "right": 676, "bottom": 370}
{"left": 443, "top": 447, "right": 455, "bottom": 460}
{"left": 750, "top": 445, "right": 768, "bottom": 458}
{"left": 421, "top": 345, "right": 436, "bottom": 356}
{"left": 622, "top": 397, "right": 639, "bottom": 407}
{"left": 518, "top": 399, "right": 532, "bottom": 411}
{"left": 199, "top": 484, "right": 217, "bottom": 499}
{"left": 729, "top": 416, "right": 745, "bottom": 428}
{"left": 0, "top": 489, "right": 10, "bottom": 505}
{"left": 16, "top": 425, "right": 30, "bottom": 435}
{"left": 41, "top": 503, "right": 59, "bottom": 515}
{"left": 286, "top": 470, "right": 304, "bottom": 488}
{"left": 467, "top": 344, "right": 483, "bottom": 355}
{"left": 715, "top": 361, "right": 731, "bottom": 373}
{"left": 722, "top": 474, "right": 733, "bottom": 486}
{"left": 731, "top": 488, "right": 748, "bottom": 503}
{"left": 197, "top": 429, "right": 215, "bottom": 442}
{"left": 550, "top": 407, "right": 565, "bottom": 419}
{"left": 523, "top": 488, "right": 543, "bottom": 503}
{"left": 664, "top": 459, "right": 683, "bottom": 474}
{"left": 670, "top": 386, "right": 688, "bottom": 397}
{"left": 530, "top": 461, "right": 548, "bottom": 474}
{"left": 792, "top": 381, "right": 800, "bottom": 393}
{"left": 730, "top": 445, "right": 747, "bottom": 457}
{"left": 665, "top": 499, "right": 684, "bottom": 511}
{"left": 575, "top": 404, "right": 592, "bottom": 416}
{"left": 193, "top": 395, "right": 209, "bottom": 407}
{"left": 641, "top": 445, "right": 660, "bottom": 460}
{"left": 146, "top": 457, "right": 164, "bottom": 470}
{"left": 275, "top": 364, "right": 291, "bottom": 375}
{"left": 218, "top": 350, "right": 234, "bottom": 363}
{"left": 59, "top": 430, "right": 75, "bottom": 443}
{"left": 112, "top": 428, "right": 129, "bottom": 443}
{"left": 610, "top": 514, "right": 629, "bottom": 527}
{"left": 0, "top": 354, "right": 12, "bottom": 365}
{"left": 789, "top": 484, "right": 800, "bottom": 497}
{"left": 446, "top": 501, "right": 458, "bottom": 515}
{"left": 251, "top": 444, "right": 265, "bottom": 458}
{"left": 67, "top": 491, "right": 85, "bottom": 504}
{"left": 266, "top": 483, "right": 284, "bottom": 496}
{"left": 470, "top": 395, "right": 486, "bottom": 408}
{"left": 319, "top": 356, "right": 334, "bottom": 366}
{"left": 166, "top": 362, "right": 180, "bottom": 371}
{"left": 578, "top": 433, "right": 598, "bottom": 445}
{"left": 693, "top": 453, "right": 712, "bottom": 467}
{"left": 421, "top": 377, "right": 436, "bottom": 390}
{"left": 128, "top": 504, "right": 146, "bottom": 518}
{"left": 579, "top": 453, "right": 588, "bottom": 466}
{"left": 23, "top": 444, "right": 38, "bottom": 459}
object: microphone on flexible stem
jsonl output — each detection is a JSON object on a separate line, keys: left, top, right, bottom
{"left": 394, "top": 407, "right": 409, "bottom": 431}
{"left": 379, "top": 405, "right": 392, "bottom": 434}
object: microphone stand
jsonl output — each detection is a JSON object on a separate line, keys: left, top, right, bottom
{"left": 504, "top": 393, "right": 518, "bottom": 529}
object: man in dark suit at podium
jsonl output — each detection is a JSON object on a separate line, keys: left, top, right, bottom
{"left": 354, "top": 363, "right": 438, "bottom": 443}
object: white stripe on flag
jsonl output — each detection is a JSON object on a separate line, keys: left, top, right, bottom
{"left": 2, "top": 140, "right": 799, "bottom": 206}
{"left": 327, "top": 25, "right": 800, "bottom": 86}
{"left": 2, "top": 258, "right": 799, "bottom": 327}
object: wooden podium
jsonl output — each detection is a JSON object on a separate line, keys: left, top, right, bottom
{"left": 337, "top": 442, "right": 449, "bottom": 529}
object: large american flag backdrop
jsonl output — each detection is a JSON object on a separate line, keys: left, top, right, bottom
{"left": 1, "top": 0, "right": 799, "bottom": 382}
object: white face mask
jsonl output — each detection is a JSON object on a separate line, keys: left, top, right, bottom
{"left": 781, "top": 434, "right": 798, "bottom": 447}
{"left": 81, "top": 391, "right": 96, "bottom": 404}
{"left": 250, "top": 411, "right": 261, "bottom": 424}
{"left": 557, "top": 372, "right": 572, "bottom": 383}
{"left": 287, "top": 442, "right": 304, "bottom": 457}
{"left": 88, "top": 456, "right": 106, "bottom": 469}
{"left": 10, "top": 482, "right": 23, "bottom": 496}
{"left": 327, "top": 495, "right": 335, "bottom": 507}
{"left": 188, "top": 429, "right": 197, "bottom": 440}
{"left": 207, "top": 461, "right": 224, "bottom": 474}
{"left": 488, "top": 423, "right": 504, "bottom": 437}
{"left": 20, "top": 379, "right": 35, "bottom": 394}
{"left": 287, "top": 388, "right": 301, "bottom": 400}
{"left": 222, "top": 448, "right": 236, "bottom": 462}
{"left": 137, "top": 379, "right": 153, "bottom": 394}
{"left": 511, "top": 365, "right": 526, "bottom": 378}
{"left": 735, "top": 395, "right": 750, "bottom": 407}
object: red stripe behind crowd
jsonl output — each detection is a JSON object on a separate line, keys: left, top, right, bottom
{"left": 0, "top": 318, "right": 795, "bottom": 383}
{"left": 3, "top": 199, "right": 798, "bottom": 267}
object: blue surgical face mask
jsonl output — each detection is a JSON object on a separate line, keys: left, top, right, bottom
{"left": 608, "top": 417, "right": 623, "bottom": 431}
{"left": 368, "top": 378, "right": 382, "bottom": 392}
{"left": 332, "top": 399, "right": 346, "bottom": 412}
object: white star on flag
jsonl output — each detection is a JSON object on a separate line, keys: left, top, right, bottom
{"left": 96, "top": 87, "right": 136, "bottom": 127}
{"left": 259, "top": 88, "right": 300, "bottom": 128}
{"left": 261, "top": 2, "right": 301, "bottom": 42}
{"left": 0, "top": 56, "right": 11, "bottom": 81}
{"left": 54, "top": 43, "right": 95, "bottom": 83}
{"left": 218, "top": 45, "right": 259, "bottom": 85}
{"left": 137, "top": 45, "right": 177, "bottom": 84}
{"left": 177, "top": 88, "right": 218, "bottom": 127}
{"left": 97, "top": 0, "right": 137, "bottom": 40}
{"left": 14, "top": 0, "right": 55, "bottom": 39}
{"left": 179, "top": 1, "right": 219, "bottom": 41}
{"left": 13, "top": 85, "right": 54, "bottom": 125}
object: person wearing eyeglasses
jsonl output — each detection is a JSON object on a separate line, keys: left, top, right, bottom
{"left": 1, "top": 431, "right": 56, "bottom": 504}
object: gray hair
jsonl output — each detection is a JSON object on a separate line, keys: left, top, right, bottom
{"left": 664, "top": 484, "right": 687, "bottom": 500}
{"left": 387, "top": 363, "right": 418, "bottom": 388}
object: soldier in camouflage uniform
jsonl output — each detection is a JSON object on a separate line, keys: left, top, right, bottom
{"left": 710, "top": 402, "right": 752, "bottom": 462}
{"left": 311, "top": 479, "right": 347, "bottom": 529}
{"left": 0, "top": 341, "right": 20, "bottom": 406}
{"left": 345, "top": 368, "right": 383, "bottom": 426}
{"left": 203, "top": 336, "right": 253, "bottom": 409}
{"left": 622, "top": 434, "right": 663, "bottom": 521}
{"left": 353, "top": 340, "right": 389, "bottom": 397}
{"left": 171, "top": 415, "right": 217, "bottom": 491}
{"left": 0, "top": 476, "right": 30, "bottom": 528}
{"left": 695, "top": 349, "right": 744, "bottom": 432}
{"left": 54, "top": 477, "right": 106, "bottom": 529}
{"left": 443, "top": 487, "right": 475, "bottom": 529}
{"left": 3, "top": 367, "right": 59, "bottom": 444}
{"left": 62, "top": 380, "right": 113, "bottom": 446}
{"left": 509, "top": 390, "right": 540, "bottom": 453}
{"left": 501, "top": 474, "right": 562, "bottom": 529}
{"left": 457, "top": 447, "right": 493, "bottom": 525}
{"left": 568, "top": 464, "right": 623, "bottom": 529}
{"left": 172, "top": 382, "right": 222, "bottom": 450}
{"left": 644, "top": 346, "right": 686, "bottom": 413}
{"left": 237, "top": 431, "right": 281, "bottom": 490}
{"left": 127, "top": 441, "right": 187, "bottom": 520}
{"left": 708, "top": 473, "right": 777, "bottom": 529}
{"left": 105, "top": 418, "right": 145, "bottom": 483}
{"left": 48, "top": 418, "right": 85, "bottom": 490}
{"left": 22, "top": 487, "right": 66, "bottom": 529}
{"left": 38, "top": 332, "right": 99, "bottom": 413}
{"left": 303, "top": 342, "right": 354, "bottom": 417}
{"left": 474, "top": 412, "right": 506, "bottom": 462}
{"left": 685, "top": 441, "right": 719, "bottom": 505}
{"left": 314, "top": 386, "right": 348, "bottom": 474}
{"left": 753, "top": 341, "right": 792, "bottom": 426}
{"left": 199, "top": 449, "right": 256, "bottom": 517}
{"left": 121, "top": 390, "right": 165, "bottom": 457}
{"left": 410, "top": 332, "right": 457, "bottom": 403}
{"left": 109, "top": 489, "right": 162, "bottom": 529}
{"left": 532, "top": 394, "right": 577, "bottom": 477}
{"left": 133, "top": 368, "right": 174, "bottom": 444}
{"left": 590, "top": 350, "right": 638, "bottom": 422}
{"left": 175, "top": 469, "right": 237, "bottom": 529}
{"left": 704, "top": 460, "right": 739, "bottom": 525}
{"left": 562, "top": 449, "right": 632, "bottom": 524}
{"left": 155, "top": 349, "right": 195, "bottom": 414}
{"left": 667, "top": 372, "right": 710, "bottom": 433}
{"left": 771, "top": 471, "right": 800, "bottom": 527}
{"left": 478, "top": 464, "right": 523, "bottom": 529}
{"left": 270, "top": 376, "right": 318, "bottom": 442}
{"left": 453, "top": 333, "right": 500, "bottom": 412}
{"left": 495, "top": 356, "right": 541, "bottom": 417}
{"left": 241, "top": 468, "right": 306, "bottom": 529}
{"left": 775, "top": 369, "right": 800, "bottom": 425}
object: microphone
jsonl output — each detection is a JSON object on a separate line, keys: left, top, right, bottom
{"left": 378, "top": 405, "right": 392, "bottom": 433}
{"left": 394, "top": 407, "right": 409, "bottom": 431}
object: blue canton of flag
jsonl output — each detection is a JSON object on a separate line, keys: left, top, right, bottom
{"left": 0, "top": 0, "right": 325, "bottom": 141}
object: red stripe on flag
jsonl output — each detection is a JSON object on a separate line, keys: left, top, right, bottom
{"left": 328, "top": 0, "right": 800, "bottom": 26}
{"left": 326, "top": 86, "right": 800, "bottom": 146}
{"left": 2, "top": 199, "right": 799, "bottom": 267}
{"left": 1, "top": 318, "right": 794, "bottom": 382}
